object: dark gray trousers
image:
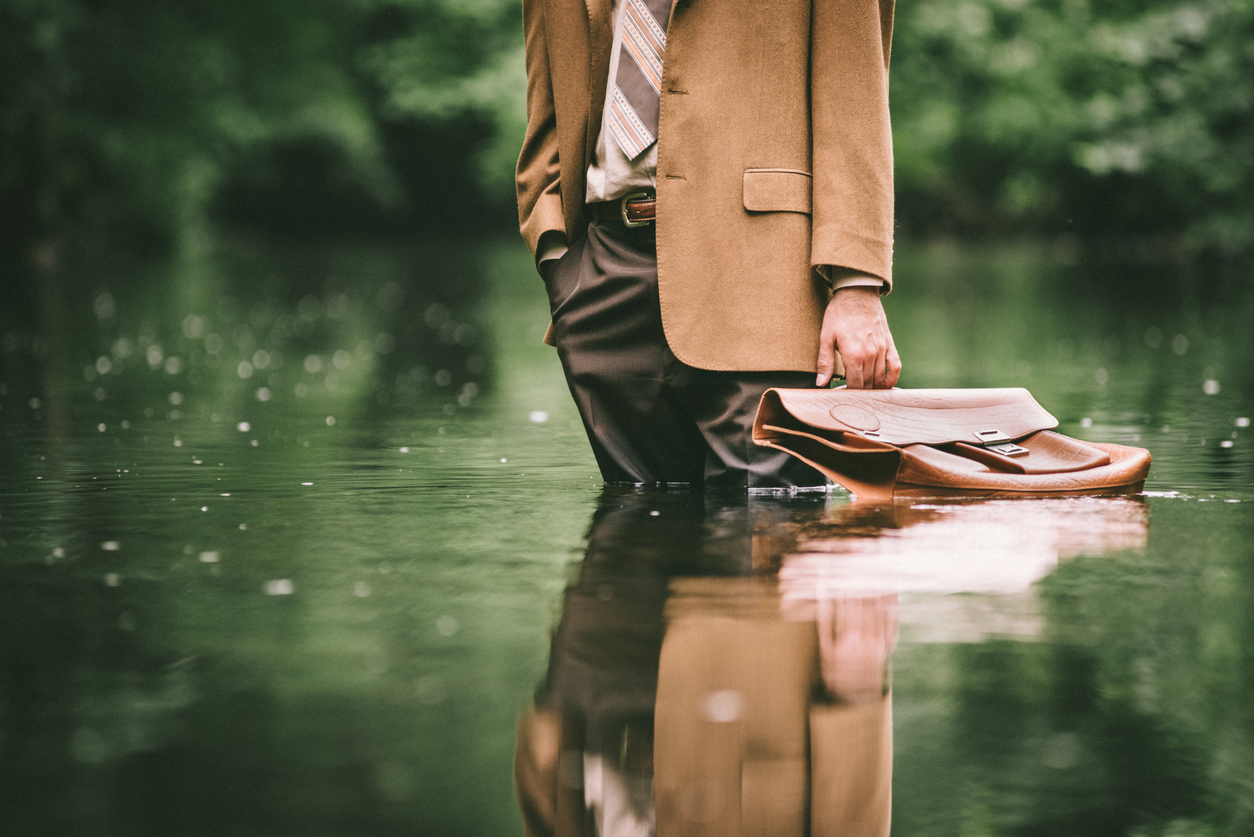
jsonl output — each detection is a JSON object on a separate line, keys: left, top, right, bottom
{"left": 544, "top": 218, "right": 825, "bottom": 491}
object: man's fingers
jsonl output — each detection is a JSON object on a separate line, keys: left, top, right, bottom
{"left": 819, "top": 287, "right": 902, "bottom": 390}
{"left": 816, "top": 331, "right": 836, "bottom": 387}
{"left": 886, "top": 344, "right": 902, "bottom": 388}
{"left": 845, "top": 352, "right": 865, "bottom": 389}
{"left": 871, "top": 344, "right": 889, "bottom": 389}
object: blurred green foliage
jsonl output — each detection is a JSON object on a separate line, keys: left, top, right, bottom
{"left": 892, "top": 0, "right": 1254, "bottom": 253}
{"left": 2, "top": 0, "right": 1252, "bottom": 255}
{"left": 0, "top": 0, "right": 521, "bottom": 250}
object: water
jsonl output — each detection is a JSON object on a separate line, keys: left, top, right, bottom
{"left": 1, "top": 235, "right": 1251, "bottom": 835}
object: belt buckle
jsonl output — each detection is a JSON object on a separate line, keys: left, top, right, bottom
{"left": 620, "top": 191, "right": 653, "bottom": 228}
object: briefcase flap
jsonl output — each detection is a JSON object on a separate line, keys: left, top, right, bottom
{"left": 755, "top": 387, "right": 1058, "bottom": 447}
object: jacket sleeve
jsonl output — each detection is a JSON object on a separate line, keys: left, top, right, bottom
{"left": 810, "top": 0, "right": 896, "bottom": 290}
{"left": 810, "top": 697, "right": 894, "bottom": 837}
{"left": 517, "top": 0, "right": 568, "bottom": 264}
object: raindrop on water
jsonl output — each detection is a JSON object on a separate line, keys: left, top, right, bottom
{"left": 415, "top": 675, "right": 446, "bottom": 705}
{"left": 377, "top": 282, "right": 404, "bottom": 311}
{"left": 93, "top": 292, "right": 116, "bottom": 321}
{"left": 71, "top": 727, "right": 108, "bottom": 764}
{"left": 424, "top": 303, "right": 450, "bottom": 329}
{"left": 183, "top": 315, "right": 207, "bottom": 339}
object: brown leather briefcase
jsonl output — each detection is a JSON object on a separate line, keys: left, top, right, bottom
{"left": 753, "top": 388, "right": 1151, "bottom": 501}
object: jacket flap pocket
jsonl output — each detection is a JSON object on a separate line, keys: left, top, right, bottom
{"left": 743, "top": 169, "right": 812, "bottom": 214}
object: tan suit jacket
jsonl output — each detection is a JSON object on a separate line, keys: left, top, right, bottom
{"left": 517, "top": 0, "right": 896, "bottom": 372}
{"left": 514, "top": 578, "right": 893, "bottom": 837}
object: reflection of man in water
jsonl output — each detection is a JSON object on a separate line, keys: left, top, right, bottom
{"left": 517, "top": 0, "right": 902, "bottom": 490}
{"left": 514, "top": 490, "right": 895, "bottom": 836}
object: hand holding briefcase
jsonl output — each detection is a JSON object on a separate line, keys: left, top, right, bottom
{"left": 753, "top": 388, "right": 1151, "bottom": 502}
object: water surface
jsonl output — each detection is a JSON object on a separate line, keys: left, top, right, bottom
{"left": 1, "top": 236, "right": 1251, "bottom": 835}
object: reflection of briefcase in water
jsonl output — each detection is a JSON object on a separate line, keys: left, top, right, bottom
{"left": 753, "top": 388, "right": 1152, "bottom": 502}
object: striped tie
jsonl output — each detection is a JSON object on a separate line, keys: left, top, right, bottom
{"left": 608, "top": 0, "right": 671, "bottom": 160}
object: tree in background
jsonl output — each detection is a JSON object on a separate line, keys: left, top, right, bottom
{"left": 0, "top": 0, "right": 395, "bottom": 255}
{"left": 891, "top": 0, "right": 1254, "bottom": 254}
{"left": 0, "top": 0, "right": 520, "bottom": 259}
{"left": 2, "top": 0, "right": 1252, "bottom": 258}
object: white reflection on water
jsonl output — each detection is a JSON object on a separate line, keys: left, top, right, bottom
{"left": 263, "top": 579, "right": 295, "bottom": 596}
{"left": 785, "top": 497, "right": 1147, "bottom": 596}
{"left": 780, "top": 496, "right": 1149, "bottom": 642}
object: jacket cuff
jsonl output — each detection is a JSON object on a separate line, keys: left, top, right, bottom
{"left": 520, "top": 188, "right": 567, "bottom": 263}
{"left": 537, "top": 234, "right": 569, "bottom": 279}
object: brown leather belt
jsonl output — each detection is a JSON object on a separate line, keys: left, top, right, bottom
{"left": 588, "top": 191, "right": 656, "bottom": 227}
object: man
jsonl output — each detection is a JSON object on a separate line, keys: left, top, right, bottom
{"left": 517, "top": 0, "right": 901, "bottom": 490}
{"left": 514, "top": 490, "right": 895, "bottom": 837}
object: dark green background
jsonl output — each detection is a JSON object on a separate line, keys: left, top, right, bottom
{"left": 3, "top": 0, "right": 1253, "bottom": 257}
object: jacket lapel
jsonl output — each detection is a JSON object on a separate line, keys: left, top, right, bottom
{"left": 584, "top": 0, "right": 612, "bottom": 165}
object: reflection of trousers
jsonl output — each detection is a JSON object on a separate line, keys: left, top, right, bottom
{"left": 545, "top": 219, "right": 825, "bottom": 490}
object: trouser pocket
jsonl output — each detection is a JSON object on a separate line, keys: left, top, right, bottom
{"left": 544, "top": 236, "right": 584, "bottom": 318}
